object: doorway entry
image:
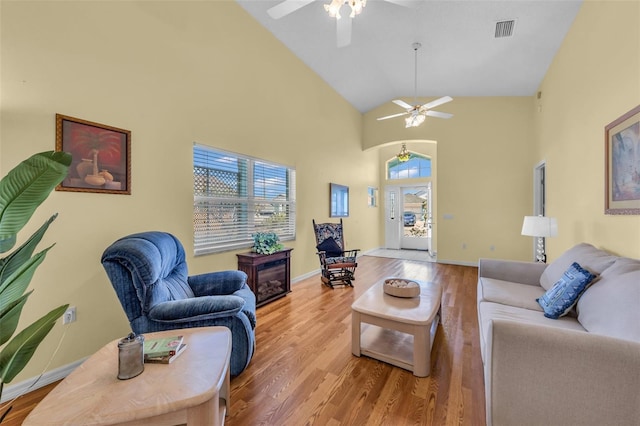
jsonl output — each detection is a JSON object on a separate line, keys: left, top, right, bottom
{"left": 532, "top": 161, "right": 547, "bottom": 260}
{"left": 384, "top": 184, "right": 432, "bottom": 252}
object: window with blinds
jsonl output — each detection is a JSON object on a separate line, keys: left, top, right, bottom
{"left": 193, "top": 143, "right": 296, "bottom": 255}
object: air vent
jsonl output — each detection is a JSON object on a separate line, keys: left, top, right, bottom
{"left": 495, "top": 20, "right": 516, "bottom": 38}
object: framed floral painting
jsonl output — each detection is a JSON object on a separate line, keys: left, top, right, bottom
{"left": 55, "top": 114, "right": 131, "bottom": 194}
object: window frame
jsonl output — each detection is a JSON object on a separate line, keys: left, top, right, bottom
{"left": 387, "top": 153, "right": 432, "bottom": 180}
{"left": 193, "top": 143, "right": 296, "bottom": 256}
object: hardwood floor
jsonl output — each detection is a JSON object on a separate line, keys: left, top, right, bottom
{"left": 1, "top": 256, "right": 485, "bottom": 425}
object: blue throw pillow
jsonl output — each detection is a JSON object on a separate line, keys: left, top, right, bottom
{"left": 316, "top": 237, "right": 343, "bottom": 258}
{"left": 537, "top": 262, "right": 597, "bottom": 319}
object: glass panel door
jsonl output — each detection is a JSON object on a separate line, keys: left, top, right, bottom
{"left": 401, "top": 185, "right": 430, "bottom": 250}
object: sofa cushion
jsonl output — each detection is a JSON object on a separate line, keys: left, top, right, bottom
{"left": 477, "top": 301, "right": 586, "bottom": 362}
{"left": 478, "top": 277, "right": 545, "bottom": 311}
{"left": 577, "top": 258, "right": 640, "bottom": 343}
{"left": 537, "top": 262, "right": 597, "bottom": 319}
{"left": 539, "top": 243, "right": 617, "bottom": 290}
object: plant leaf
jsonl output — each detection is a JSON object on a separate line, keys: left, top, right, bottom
{"left": 0, "top": 151, "right": 71, "bottom": 253}
{"left": 0, "top": 214, "right": 57, "bottom": 285}
{"left": 0, "top": 292, "right": 32, "bottom": 346}
{"left": 0, "top": 304, "right": 68, "bottom": 384}
{"left": 0, "top": 247, "right": 51, "bottom": 313}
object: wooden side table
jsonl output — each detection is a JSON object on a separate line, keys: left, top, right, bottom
{"left": 24, "top": 327, "right": 231, "bottom": 426}
{"left": 237, "top": 248, "right": 293, "bottom": 307}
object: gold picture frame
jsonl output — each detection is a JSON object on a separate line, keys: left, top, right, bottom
{"left": 55, "top": 114, "right": 131, "bottom": 195}
{"left": 605, "top": 105, "right": 640, "bottom": 214}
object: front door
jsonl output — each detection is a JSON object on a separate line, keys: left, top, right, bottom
{"left": 400, "top": 185, "right": 431, "bottom": 251}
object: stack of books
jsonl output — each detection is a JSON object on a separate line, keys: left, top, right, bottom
{"left": 143, "top": 335, "right": 187, "bottom": 364}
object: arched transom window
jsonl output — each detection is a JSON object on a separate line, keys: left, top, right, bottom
{"left": 387, "top": 153, "right": 432, "bottom": 180}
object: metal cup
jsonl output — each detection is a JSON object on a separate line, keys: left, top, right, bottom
{"left": 117, "top": 332, "right": 144, "bottom": 380}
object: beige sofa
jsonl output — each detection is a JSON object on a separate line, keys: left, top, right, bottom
{"left": 477, "top": 243, "right": 640, "bottom": 426}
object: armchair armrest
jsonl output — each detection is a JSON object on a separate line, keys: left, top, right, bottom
{"left": 235, "top": 285, "right": 257, "bottom": 329}
{"left": 485, "top": 319, "right": 640, "bottom": 426}
{"left": 147, "top": 295, "right": 245, "bottom": 323}
{"left": 478, "top": 258, "right": 546, "bottom": 286}
{"left": 188, "top": 270, "right": 248, "bottom": 296}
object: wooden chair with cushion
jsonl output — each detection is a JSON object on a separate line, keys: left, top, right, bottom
{"left": 312, "top": 219, "right": 359, "bottom": 288}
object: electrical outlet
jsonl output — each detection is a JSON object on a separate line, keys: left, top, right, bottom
{"left": 63, "top": 306, "right": 76, "bottom": 324}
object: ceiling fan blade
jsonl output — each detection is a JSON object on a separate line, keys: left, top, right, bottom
{"left": 384, "top": 0, "right": 422, "bottom": 8}
{"left": 267, "top": 0, "right": 314, "bottom": 19}
{"left": 336, "top": 16, "right": 352, "bottom": 48}
{"left": 425, "top": 110, "right": 453, "bottom": 119}
{"left": 377, "top": 112, "right": 410, "bottom": 121}
{"left": 423, "top": 96, "right": 453, "bottom": 110}
{"left": 392, "top": 99, "right": 413, "bottom": 110}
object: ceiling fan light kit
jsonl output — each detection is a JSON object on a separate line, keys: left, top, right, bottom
{"left": 405, "top": 114, "right": 426, "bottom": 128}
{"left": 268, "top": 0, "right": 412, "bottom": 47}
{"left": 324, "top": 0, "right": 366, "bottom": 19}
{"left": 377, "top": 42, "right": 454, "bottom": 128}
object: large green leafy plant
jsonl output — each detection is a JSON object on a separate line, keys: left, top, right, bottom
{"left": 0, "top": 151, "right": 71, "bottom": 421}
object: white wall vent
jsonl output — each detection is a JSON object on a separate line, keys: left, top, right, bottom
{"left": 495, "top": 20, "right": 516, "bottom": 38}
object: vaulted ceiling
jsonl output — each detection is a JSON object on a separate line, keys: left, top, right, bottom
{"left": 236, "top": 0, "right": 583, "bottom": 113}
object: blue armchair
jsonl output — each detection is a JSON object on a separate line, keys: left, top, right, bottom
{"left": 101, "top": 231, "right": 256, "bottom": 377}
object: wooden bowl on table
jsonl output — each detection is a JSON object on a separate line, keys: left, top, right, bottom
{"left": 383, "top": 278, "right": 421, "bottom": 298}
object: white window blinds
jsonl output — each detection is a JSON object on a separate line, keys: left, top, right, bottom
{"left": 193, "top": 143, "right": 296, "bottom": 255}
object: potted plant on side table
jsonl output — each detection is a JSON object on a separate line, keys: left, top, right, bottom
{"left": 252, "top": 232, "right": 283, "bottom": 255}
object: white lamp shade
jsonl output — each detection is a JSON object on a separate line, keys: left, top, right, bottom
{"left": 521, "top": 216, "right": 558, "bottom": 238}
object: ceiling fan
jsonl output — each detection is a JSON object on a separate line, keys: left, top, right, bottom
{"left": 377, "top": 42, "right": 454, "bottom": 128}
{"left": 267, "top": 0, "right": 415, "bottom": 48}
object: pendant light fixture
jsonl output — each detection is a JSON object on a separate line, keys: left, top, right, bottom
{"left": 397, "top": 143, "right": 410, "bottom": 162}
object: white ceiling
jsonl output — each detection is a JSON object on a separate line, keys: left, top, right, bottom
{"left": 235, "top": 0, "right": 582, "bottom": 113}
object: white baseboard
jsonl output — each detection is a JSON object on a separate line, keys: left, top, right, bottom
{"left": 0, "top": 358, "right": 86, "bottom": 403}
{"left": 436, "top": 259, "right": 478, "bottom": 267}
{"left": 292, "top": 268, "right": 320, "bottom": 284}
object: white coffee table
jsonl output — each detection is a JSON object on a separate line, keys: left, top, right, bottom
{"left": 351, "top": 279, "right": 442, "bottom": 377}
{"left": 24, "top": 326, "right": 231, "bottom": 426}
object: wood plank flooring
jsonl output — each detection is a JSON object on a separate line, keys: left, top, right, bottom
{"left": 0, "top": 255, "right": 485, "bottom": 425}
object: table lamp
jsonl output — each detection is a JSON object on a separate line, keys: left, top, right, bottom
{"left": 521, "top": 216, "right": 558, "bottom": 263}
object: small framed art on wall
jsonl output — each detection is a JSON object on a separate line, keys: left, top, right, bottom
{"left": 55, "top": 114, "right": 131, "bottom": 195}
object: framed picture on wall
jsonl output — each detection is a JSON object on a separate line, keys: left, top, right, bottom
{"left": 605, "top": 104, "right": 640, "bottom": 214}
{"left": 330, "top": 183, "right": 349, "bottom": 217}
{"left": 55, "top": 114, "right": 131, "bottom": 195}
{"left": 367, "top": 187, "right": 378, "bottom": 207}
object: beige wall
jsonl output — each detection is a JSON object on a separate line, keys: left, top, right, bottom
{"left": 364, "top": 0, "right": 640, "bottom": 264}
{"left": 365, "top": 97, "right": 536, "bottom": 264}
{"left": 0, "top": 1, "right": 379, "bottom": 383}
{"left": 533, "top": 0, "right": 640, "bottom": 260}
